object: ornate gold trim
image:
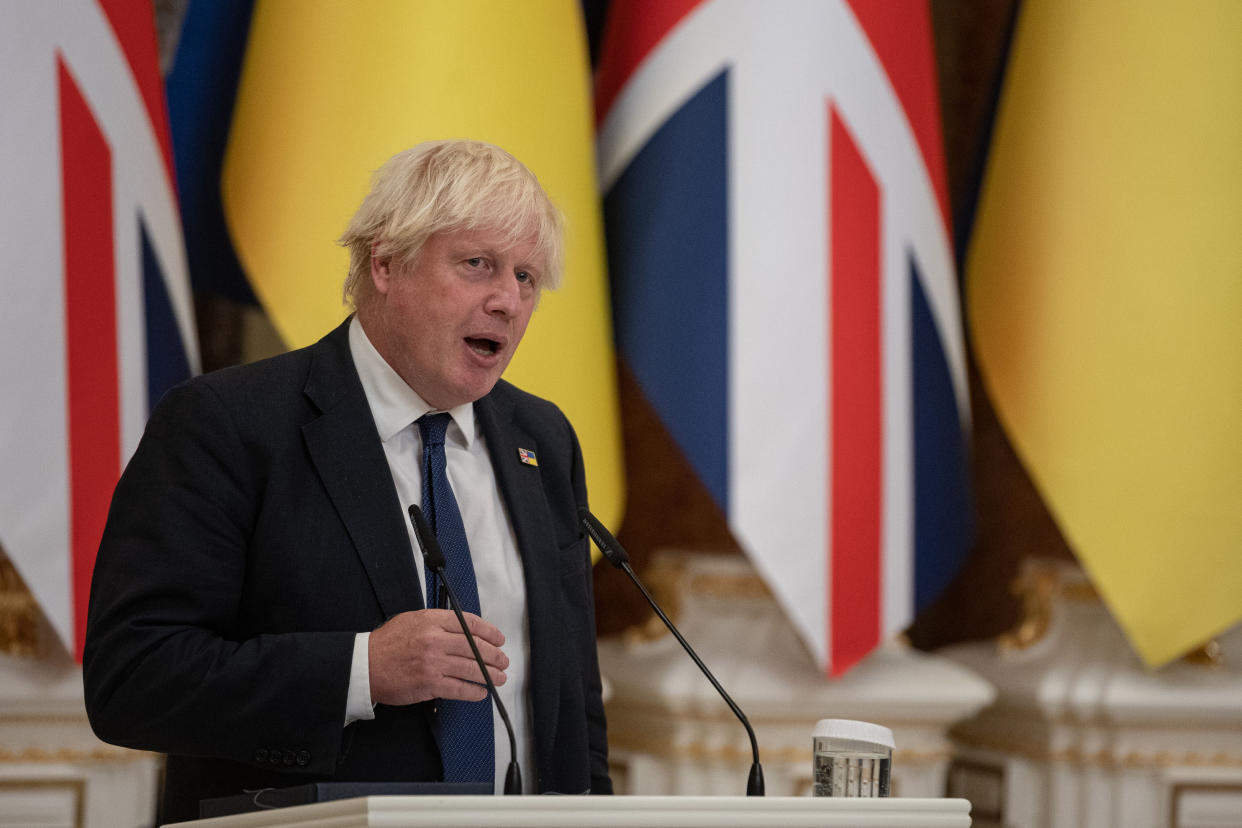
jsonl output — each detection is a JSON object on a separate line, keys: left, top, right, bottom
{"left": 686, "top": 570, "right": 773, "bottom": 601}
{"left": 605, "top": 699, "right": 948, "bottom": 729}
{"left": 996, "top": 566, "right": 1058, "bottom": 652}
{"left": 622, "top": 556, "right": 686, "bottom": 644}
{"left": 1181, "top": 639, "right": 1224, "bottom": 669}
{"left": 0, "top": 549, "right": 40, "bottom": 656}
{"left": 607, "top": 731, "right": 948, "bottom": 765}
{"left": 0, "top": 746, "right": 157, "bottom": 764}
{"left": 620, "top": 553, "right": 775, "bottom": 644}
{"left": 995, "top": 559, "right": 1108, "bottom": 653}
{"left": 953, "top": 730, "right": 1242, "bottom": 768}
{"left": 0, "top": 714, "right": 93, "bottom": 725}
{"left": 993, "top": 559, "right": 1226, "bottom": 666}
{"left": 1060, "top": 581, "right": 1101, "bottom": 603}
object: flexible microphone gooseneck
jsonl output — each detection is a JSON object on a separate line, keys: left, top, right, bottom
{"left": 408, "top": 504, "right": 522, "bottom": 795}
{"left": 578, "top": 507, "right": 765, "bottom": 796}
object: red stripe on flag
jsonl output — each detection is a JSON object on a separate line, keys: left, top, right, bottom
{"left": 829, "top": 107, "right": 882, "bottom": 676}
{"left": 594, "top": 0, "right": 706, "bottom": 123}
{"left": 843, "top": 0, "right": 950, "bottom": 234}
{"left": 59, "top": 57, "right": 121, "bottom": 661}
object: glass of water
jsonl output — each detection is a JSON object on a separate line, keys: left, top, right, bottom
{"left": 812, "top": 719, "right": 894, "bottom": 797}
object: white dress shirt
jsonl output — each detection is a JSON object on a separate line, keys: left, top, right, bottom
{"left": 343, "top": 316, "right": 535, "bottom": 794}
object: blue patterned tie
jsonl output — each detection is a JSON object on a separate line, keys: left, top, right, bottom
{"left": 417, "top": 412, "right": 495, "bottom": 786}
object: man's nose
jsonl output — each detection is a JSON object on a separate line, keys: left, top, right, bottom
{"left": 486, "top": 274, "right": 522, "bottom": 317}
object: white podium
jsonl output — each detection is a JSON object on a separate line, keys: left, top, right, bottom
{"left": 168, "top": 795, "right": 971, "bottom": 827}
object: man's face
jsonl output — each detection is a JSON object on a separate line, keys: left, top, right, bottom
{"left": 365, "top": 226, "right": 543, "bottom": 409}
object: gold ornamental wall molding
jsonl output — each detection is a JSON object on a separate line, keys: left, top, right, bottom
{"left": 0, "top": 745, "right": 157, "bottom": 764}
{"left": 0, "top": 714, "right": 94, "bottom": 725}
{"left": 606, "top": 699, "right": 953, "bottom": 730}
{"left": 0, "top": 548, "right": 40, "bottom": 656}
{"left": 621, "top": 552, "right": 774, "bottom": 645}
{"left": 994, "top": 557, "right": 1224, "bottom": 667}
{"left": 952, "top": 730, "right": 1242, "bottom": 769}
{"left": 607, "top": 730, "right": 950, "bottom": 765}
{"left": 686, "top": 570, "right": 773, "bottom": 601}
{"left": 996, "top": 560, "right": 1101, "bottom": 654}
{"left": 964, "top": 702, "right": 1242, "bottom": 732}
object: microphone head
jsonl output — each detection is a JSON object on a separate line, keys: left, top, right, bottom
{"left": 408, "top": 504, "right": 447, "bottom": 571}
{"left": 578, "top": 507, "right": 630, "bottom": 570}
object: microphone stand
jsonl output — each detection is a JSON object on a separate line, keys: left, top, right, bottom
{"left": 409, "top": 504, "right": 522, "bottom": 795}
{"left": 579, "top": 508, "right": 765, "bottom": 796}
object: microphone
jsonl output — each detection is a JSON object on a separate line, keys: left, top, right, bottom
{"left": 408, "top": 504, "right": 522, "bottom": 795}
{"left": 578, "top": 507, "right": 765, "bottom": 796}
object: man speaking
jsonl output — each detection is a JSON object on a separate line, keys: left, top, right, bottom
{"left": 83, "top": 140, "right": 612, "bottom": 821}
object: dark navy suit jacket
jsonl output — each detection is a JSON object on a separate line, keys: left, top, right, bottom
{"left": 83, "top": 319, "right": 610, "bottom": 822}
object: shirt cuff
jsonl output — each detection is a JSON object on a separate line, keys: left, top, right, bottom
{"left": 345, "top": 631, "right": 376, "bottom": 726}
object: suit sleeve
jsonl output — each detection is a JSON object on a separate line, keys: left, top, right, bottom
{"left": 82, "top": 379, "right": 354, "bottom": 775}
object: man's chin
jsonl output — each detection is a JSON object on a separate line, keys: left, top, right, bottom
{"left": 428, "top": 375, "right": 503, "bottom": 410}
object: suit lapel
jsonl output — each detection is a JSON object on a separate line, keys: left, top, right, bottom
{"left": 301, "top": 321, "right": 424, "bottom": 619}
{"left": 475, "top": 389, "right": 563, "bottom": 777}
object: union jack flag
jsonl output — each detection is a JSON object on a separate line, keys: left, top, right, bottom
{"left": 0, "top": 0, "right": 197, "bottom": 660}
{"left": 597, "top": 0, "right": 971, "bottom": 675}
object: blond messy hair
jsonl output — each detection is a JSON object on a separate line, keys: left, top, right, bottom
{"left": 339, "top": 140, "right": 564, "bottom": 308}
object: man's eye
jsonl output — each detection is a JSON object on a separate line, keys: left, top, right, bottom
{"left": 465, "top": 257, "right": 484, "bottom": 268}
{"left": 515, "top": 270, "right": 532, "bottom": 284}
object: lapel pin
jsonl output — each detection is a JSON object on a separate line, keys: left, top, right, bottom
{"left": 517, "top": 448, "right": 539, "bottom": 467}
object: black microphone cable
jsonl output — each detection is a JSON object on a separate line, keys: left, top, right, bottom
{"left": 579, "top": 507, "right": 765, "bottom": 796}
{"left": 409, "top": 504, "right": 522, "bottom": 795}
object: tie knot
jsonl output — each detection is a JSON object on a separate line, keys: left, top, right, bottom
{"left": 417, "top": 412, "right": 451, "bottom": 447}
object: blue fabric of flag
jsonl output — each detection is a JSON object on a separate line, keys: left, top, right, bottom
{"left": 165, "top": 0, "right": 257, "bottom": 304}
{"left": 605, "top": 70, "right": 731, "bottom": 511}
{"left": 141, "top": 219, "right": 191, "bottom": 411}
{"left": 910, "top": 255, "right": 972, "bottom": 608}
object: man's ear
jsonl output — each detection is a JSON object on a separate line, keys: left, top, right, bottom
{"left": 370, "top": 243, "right": 393, "bottom": 295}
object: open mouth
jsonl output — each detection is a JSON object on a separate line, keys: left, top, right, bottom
{"left": 465, "top": 336, "right": 501, "bottom": 356}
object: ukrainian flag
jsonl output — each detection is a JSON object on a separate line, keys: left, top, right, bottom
{"left": 967, "top": 0, "right": 1242, "bottom": 666}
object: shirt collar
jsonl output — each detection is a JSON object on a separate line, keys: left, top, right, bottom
{"left": 348, "top": 315, "right": 477, "bottom": 446}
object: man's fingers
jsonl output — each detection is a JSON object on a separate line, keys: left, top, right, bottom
{"left": 432, "top": 611, "right": 508, "bottom": 669}
{"left": 444, "top": 635, "right": 509, "bottom": 672}
{"left": 369, "top": 609, "right": 508, "bottom": 707}
{"left": 440, "top": 648, "right": 508, "bottom": 686}
{"left": 436, "top": 610, "right": 506, "bottom": 649}
{"left": 437, "top": 653, "right": 507, "bottom": 695}
{"left": 439, "top": 676, "right": 490, "bottom": 703}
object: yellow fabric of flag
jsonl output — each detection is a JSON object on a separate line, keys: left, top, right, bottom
{"left": 967, "top": 0, "right": 1242, "bottom": 666}
{"left": 221, "top": 0, "right": 624, "bottom": 527}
